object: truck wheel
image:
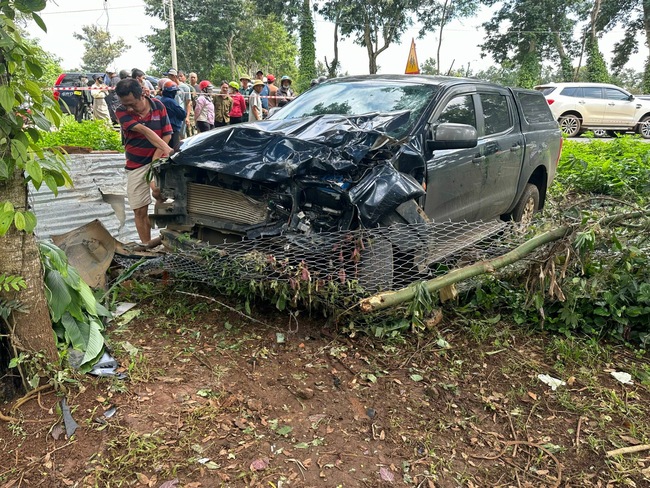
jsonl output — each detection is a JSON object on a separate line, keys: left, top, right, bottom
{"left": 559, "top": 114, "right": 581, "bottom": 137}
{"left": 637, "top": 116, "right": 650, "bottom": 139}
{"left": 511, "top": 184, "right": 539, "bottom": 226}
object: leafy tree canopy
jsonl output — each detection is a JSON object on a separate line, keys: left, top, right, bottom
{"left": 73, "top": 25, "right": 130, "bottom": 72}
{"left": 142, "top": 0, "right": 297, "bottom": 81}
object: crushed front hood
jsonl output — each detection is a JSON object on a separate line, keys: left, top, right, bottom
{"left": 169, "top": 111, "right": 416, "bottom": 183}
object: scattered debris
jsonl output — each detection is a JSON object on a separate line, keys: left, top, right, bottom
{"left": 606, "top": 444, "right": 650, "bottom": 457}
{"left": 379, "top": 466, "right": 395, "bottom": 482}
{"left": 113, "top": 302, "right": 137, "bottom": 318}
{"left": 276, "top": 332, "right": 286, "bottom": 344}
{"left": 103, "top": 406, "right": 117, "bottom": 419}
{"left": 250, "top": 458, "right": 270, "bottom": 471}
{"left": 50, "top": 423, "right": 65, "bottom": 440}
{"left": 610, "top": 371, "right": 633, "bottom": 385}
{"left": 157, "top": 480, "right": 179, "bottom": 488}
{"left": 60, "top": 399, "right": 79, "bottom": 438}
{"left": 537, "top": 374, "right": 566, "bottom": 391}
{"left": 197, "top": 458, "right": 219, "bottom": 469}
{"left": 121, "top": 341, "right": 139, "bottom": 356}
{"left": 88, "top": 351, "right": 125, "bottom": 378}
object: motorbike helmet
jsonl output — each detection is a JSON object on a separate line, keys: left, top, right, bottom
{"left": 199, "top": 80, "right": 213, "bottom": 91}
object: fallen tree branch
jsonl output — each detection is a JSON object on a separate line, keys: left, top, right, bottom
{"left": 606, "top": 444, "right": 650, "bottom": 457}
{"left": 359, "top": 225, "right": 574, "bottom": 312}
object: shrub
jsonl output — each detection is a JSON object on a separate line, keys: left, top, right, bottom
{"left": 553, "top": 136, "right": 650, "bottom": 204}
{"left": 35, "top": 117, "right": 122, "bottom": 151}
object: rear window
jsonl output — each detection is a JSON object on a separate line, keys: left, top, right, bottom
{"left": 481, "top": 93, "right": 512, "bottom": 135}
{"left": 560, "top": 87, "right": 580, "bottom": 97}
{"left": 536, "top": 86, "right": 556, "bottom": 95}
{"left": 516, "top": 92, "right": 556, "bottom": 124}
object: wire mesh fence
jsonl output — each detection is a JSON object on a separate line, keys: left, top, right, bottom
{"left": 115, "top": 219, "right": 537, "bottom": 316}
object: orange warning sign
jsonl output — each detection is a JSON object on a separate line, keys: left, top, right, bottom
{"left": 405, "top": 38, "right": 420, "bottom": 75}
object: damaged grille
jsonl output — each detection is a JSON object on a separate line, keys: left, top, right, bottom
{"left": 187, "top": 182, "right": 268, "bottom": 225}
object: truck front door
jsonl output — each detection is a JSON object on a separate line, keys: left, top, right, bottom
{"left": 425, "top": 92, "right": 484, "bottom": 221}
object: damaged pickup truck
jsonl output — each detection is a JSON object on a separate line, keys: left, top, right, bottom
{"left": 152, "top": 75, "right": 561, "bottom": 271}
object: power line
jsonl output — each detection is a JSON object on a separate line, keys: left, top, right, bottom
{"left": 40, "top": 5, "right": 145, "bottom": 15}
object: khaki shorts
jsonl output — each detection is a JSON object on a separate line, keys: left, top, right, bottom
{"left": 126, "top": 164, "right": 152, "bottom": 210}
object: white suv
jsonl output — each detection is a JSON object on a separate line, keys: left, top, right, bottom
{"left": 534, "top": 82, "right": 650, "bottom": 138}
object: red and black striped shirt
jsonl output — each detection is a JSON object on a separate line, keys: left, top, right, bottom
{"left": 116, "top": 97, "right": 173, "bottom": 170}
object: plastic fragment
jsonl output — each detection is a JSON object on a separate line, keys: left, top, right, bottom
{"left": 60, "top": 398, "right": 79, "bottom": 438}
{"left": 537, "top": 374, "right": 566, "bottom": 391}
{"left": 610, "top": 371, "right": 633, "bottom": 385}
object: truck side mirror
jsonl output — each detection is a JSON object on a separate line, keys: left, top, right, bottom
{"left": 427, "top": 123, "right": 478, "bottom": 151}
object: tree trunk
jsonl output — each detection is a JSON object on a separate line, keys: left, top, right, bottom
{"left": 0, "top": 169, "right": 57, "bottom": 364}
{"left": 436, "top": 0, "right": 450, "bottom": 75}
{"left": 643, "top": 2, "right": 650, "bottom": 92}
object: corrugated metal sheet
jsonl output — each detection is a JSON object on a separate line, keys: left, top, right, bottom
{"left": 30, "top": 153, "right": 153, "bottom": 243}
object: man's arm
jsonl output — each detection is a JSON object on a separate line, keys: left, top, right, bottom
{"left": 184, "top": 91, "right": 191, "bottom": 126}
{"left": 152, "top": 134, "right": 172, "bottom": 160}
{"left": 130, "top": 124, "right": 173, "bottom": 156}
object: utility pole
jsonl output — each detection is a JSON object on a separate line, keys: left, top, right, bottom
{"left": 168, "top": 0, "right": 178, "bottom": 69}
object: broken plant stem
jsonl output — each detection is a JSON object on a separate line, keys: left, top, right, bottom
{"left": 359, "top": 225, "right": 574, "bottom": 312}
{"left": 606, "top": 444, "right": 650, "bottom": 457}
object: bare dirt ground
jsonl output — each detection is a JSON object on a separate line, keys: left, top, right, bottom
{"left": 1, "top": 282, "right": 650, "bottom": 487}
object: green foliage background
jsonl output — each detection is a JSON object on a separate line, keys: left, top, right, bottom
{"left": 35, "top": 118, "right": 122, "bottom": 152}
{"left": 464, "top": 136, "right": 650, "bottom": 346}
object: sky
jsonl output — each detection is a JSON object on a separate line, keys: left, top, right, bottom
{"left": 30, "top": 0, "right": 647, "bottom": 79}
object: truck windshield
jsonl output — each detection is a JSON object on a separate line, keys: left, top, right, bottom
{"left": 271, "top": 81, "right": 438, "bottom": 136}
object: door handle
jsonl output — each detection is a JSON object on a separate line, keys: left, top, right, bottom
{"left": 510, "top": 144, "right": 521, "bottom": 152}
{"left": 472, "top": 155, "right": 485, "bottom": 164}
{"left": 608, "top": 103, "right": 615, "bottom": 106}
{"left": 578, "top": 100, "right": 585, "bottom": 104}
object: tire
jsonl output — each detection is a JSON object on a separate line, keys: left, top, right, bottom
{"left": 510, "top": 183, "right": 540, "bottom": 226}
{"left": 592, "top": 129, "right": 607, "bottom": 138}
{"left": 637, "top": 116, "right": 650, "bottom": 139}
{"left": 559, "top": 114, "right": 581, "bottom": 137}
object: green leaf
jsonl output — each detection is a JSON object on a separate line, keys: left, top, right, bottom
{"left": 13, "top": 211, "right": 25, "bottom": 231}
{"left": 43, "top": 174, "right": 59, "bottom": 194}
{"left": 24, "top": 79, "right": 42, "bottom": 102}
{"left": 44, "top": 270, "right": 72, "bottom": 322}
{"left": 77, "top": 279, "right": 97, "bottom": 316}
{"left": 276, "top": 425, "right": 293, "bottom": 437}
{"left": 23, "top": 211, "right": 37, "bottom": 233}
{"left": 31, "top": 12, "right": 47, "bottom": 32}
{"left": 25, "top": 159, "right": 43, "bottom": 185}
{"left": 0, "top": 211, "right": 12, "bottom": 236}
{"left": 0, "top": 158, "right": 9, "bottom": 179}
{"left": 14, "top": 0, "right": 47, "bottom": 13}
{"left": 410, "top": 374, "right": 424, "bottom": 382}
{"left": 0, "top": 85, "right": 15, "bottom": 113}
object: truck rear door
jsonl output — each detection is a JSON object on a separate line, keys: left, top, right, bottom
{"left": 475, "top": 88, "right": 523, "bottom": 220}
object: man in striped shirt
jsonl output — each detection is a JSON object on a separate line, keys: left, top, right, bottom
{"left": 115, "top": 78, "right": 173, "bottom": 245}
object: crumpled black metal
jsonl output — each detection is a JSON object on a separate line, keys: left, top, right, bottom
{"left": 170, "top": 112, "right": 416, "bottom": 184}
